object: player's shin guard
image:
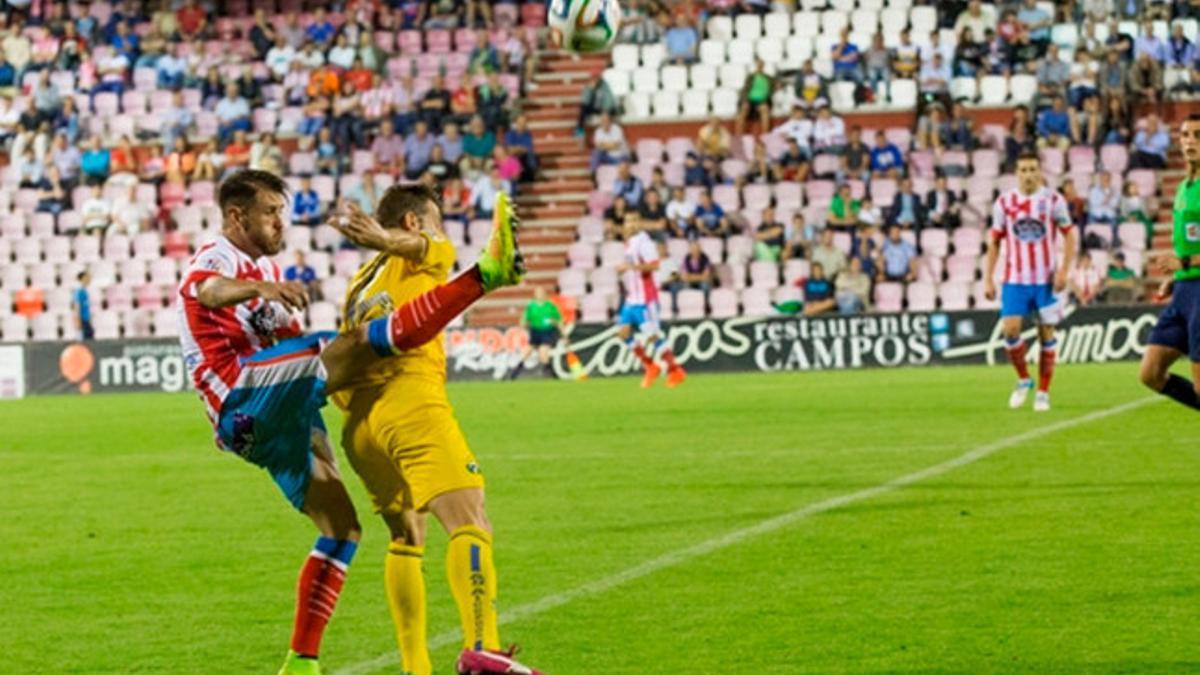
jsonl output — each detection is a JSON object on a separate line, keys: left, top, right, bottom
{"left": 290, "top": 537, "right": 358, "bottom": 658}
{"left": 1159, "top": 374, "right": 1200, "bottom": 410}
{"left": 1004, "top": 336, "right": 1030, "bottom": 380}
{"left": 629, "top": 342, "right": 655, "bottom": 370}
{"left": 366, "top": 269, "right": 485, "bottom": 356}
{"left": 446, "top": 525, "right": 500, "bottom": 652}
{"left": 1038, "top": 338, "right": 1057, "bottom": 392}
{"left": 385, "top": 543, "right": 432, "bottom": 675}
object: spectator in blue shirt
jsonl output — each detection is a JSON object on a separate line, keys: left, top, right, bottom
{"left": 1016, "top": 0, "right": 1052, "bottom": 49}
{"left": 683, "top": 153, "right": 710, "bottom": 187}
{"left": 1036, "top": 95, "right": 1071, "bottom": 151}
{"left": 869, "top": 130, "right": 903, "bottom": 178}
{"left": 665, "top": 14, "right": 698, "bottom": 65}
{"left": 803, "top": 262, "right": 836, "bottom": 316}
{"left": 612, "top": 161, "right": 644, "bottom": 207}
{"left": 285, "top": 251, "right": 320, "bottom": 299}
{"left": 305, "top": 8, "right": 336, "bottom": 47}
{"left": 1167, "top": 23, "right": 1196, "bottom": 67}
{"left": 292, "top": 175, "right": 322, "bottom": 226}
{"left": 0, "top": 54, "right": 15, "bottom": 89}
{"left": 831, "top": 28, "right": 861, "bottom": 83}
{"left": 74, "top": 271, "right": 93, "bottom": 341}
{"left": 403, "top": 120, "right": 437, "bottom": 179}
{"left": 878, "top": 225, "right": 917, "bottom": 282}
{"left": 1131, "top": 113, "right": 1170, "bottom": 169}
{"left": 111, "top": 21, "right": 140, "bottom": 62}
{"left": 692, "top": 191, "right": 729, "bottom": 238}
{"left": 504, "top": 113, "right": 537, "bottom": 181}
{"left": 80, "top": 137, "right": 111, "bottom": 186}
{"left": 1133, "top": 20, "right": 1166, "bottom": 62}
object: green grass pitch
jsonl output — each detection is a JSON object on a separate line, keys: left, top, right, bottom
{"left": 3, "top": 363, "right": 1198, "bottom": 674}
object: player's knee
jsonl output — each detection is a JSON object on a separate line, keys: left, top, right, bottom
{"left": 1138, "top": 360, "right": 1167, "bottom": 391}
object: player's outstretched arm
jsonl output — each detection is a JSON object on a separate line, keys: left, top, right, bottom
{"left": 197, "top": 277, "right": 309, "bottom": 312}
{"left": 329, "top": 202, "right": 429, "bottom": 262}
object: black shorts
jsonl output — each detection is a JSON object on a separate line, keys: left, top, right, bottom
{"left": 529, "top": 328, "right": 559, "bottom": 347}
{"left": 1149, "top": 278, "right": 1200, "bottom": 361}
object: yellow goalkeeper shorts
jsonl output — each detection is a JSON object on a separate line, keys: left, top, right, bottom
{"left": 340, "top": 376, "right": 485, "bottom": 514}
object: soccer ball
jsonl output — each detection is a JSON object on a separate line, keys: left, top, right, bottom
{"left": 547, "top": 0, "right": 622, "bottom": 54}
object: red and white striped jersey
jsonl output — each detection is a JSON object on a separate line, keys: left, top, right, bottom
{"left": 622, "top": 231, "right": 661, "bottom": 306}
{"left": 990, "top": 187, "right": 1074, "bottom": 285}
{"left": 176, "top": 236, "right": 303, "bottom": 426}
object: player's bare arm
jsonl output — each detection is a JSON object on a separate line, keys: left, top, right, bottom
{"left": 330, "top": 202, "right": 430, "bottom": 262}
{"left": 617, "top": 260, "right": 660, "bottom": 273}
{"left": 983, "top": 236, "right": 1000, "bottom": 300}
{"left": 1054, "top": 228, "right": 1077, "bottom": 293}
{"left": 196, "top": 276, "right": 309, "bottom": 312}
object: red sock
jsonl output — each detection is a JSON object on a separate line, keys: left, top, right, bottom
{"left": 1005, "top": 340, "right": 1030, "bottom": 380}
{"left": 290, "top": 549, "right": 350, "bottom": 658}
{"left": 1038, "top": 340, "right": 1057, "bottom": 393}
{"left": 631, "top": 344, "right": 655, "bottom": 369}
{"left": 660, "top": 348, "right": 680, "bottom": 371}
{"left": 383, "top": 267, "right": 484, "bottom": 352}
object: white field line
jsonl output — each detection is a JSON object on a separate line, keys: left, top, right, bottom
{"left": 334, "top": 396, "right": 1160, "bottom": 675}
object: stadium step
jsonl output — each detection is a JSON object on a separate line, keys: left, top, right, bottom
{"left": 525, "top": 204, "right": 586, "bottom": 219}
{"left": 527, "top": 106, "right": 579, "bottom": 123}
{"left": 525, "top": 82, "right": 588, "bottom": 99}
{"left": 520, "top": 228, "right": 577, "bottom": 246}
{"left": 528, "top": 119, "right": 576, "bottom": 131}
{"left": 516, "top": 191, "right": 591, "bottom": 205}
{"left": 534, "top": 69, "right": 600, "bottom": 84}
{"left": 526, "top": 178, "right": 593, "bottom": 194}
{"left": 542, "top": 167, "right": 591, "bottom": 180}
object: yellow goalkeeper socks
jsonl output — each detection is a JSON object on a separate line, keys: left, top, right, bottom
{"left": 446, "top": 525, "right": 501, "bottom": 652}
{"left": 385, "top": 542, "right": 432, "bottom": 675}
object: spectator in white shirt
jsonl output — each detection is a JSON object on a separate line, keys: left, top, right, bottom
{"left": 665, "top": 186, "right": 696, "bottom": 238}
{"left": 811, "top": 105, "right": 846, "bottom": 155}
{"left": 297, "top": 41, "right": 326, "bottom": 69}
{"left": 81, "top": 186, "right": 111, "bottom": 233}
{"left": 111, "top": 184, "right": 149, "bottom": 235}
{"left": 265, "top": 34, "right": 297, "bottom": 79}
{"left": 1069, "top": 251, "right": 1103, "bottom": 306}
{"left": 469, "top": 169, "right": 512, "bottom": 220}
{"left": 953, "top": 0, "right": 995, "bottom": 37}
{"left": 327, "top": 33, "right": 357, "bottom": 70}
{"left": 1087, "top": 170, "right": 1121, "bottom": 229}
{"left": 590, "top": 112, "right": 629, "bottom": 171}
{"left": 772, "top": 105, "right": 813, "bottom": 156}
{"left": 94, "top": 50, "right": 130, "bottom": 95}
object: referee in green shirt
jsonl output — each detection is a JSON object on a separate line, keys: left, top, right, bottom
{"left": 1141, "top": 114, "right": 1200, "bottom": 410}
{"left": 507, "top": 286, "right": 562, "bottom": 380}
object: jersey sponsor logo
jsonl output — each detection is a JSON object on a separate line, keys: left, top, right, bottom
{"left": 230, "top": 412, "right": 256, "bottom": 458}
{"left": 1186, "top": 222, "right": 1200, "bottom": 242}
{"left": 1012, "top": 217, "right": 1047, "bottom": 242}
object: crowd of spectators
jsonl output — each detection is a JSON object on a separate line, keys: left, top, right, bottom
{"left": 0, "top": 0, "right": 544, "bottom": 238}
{"left": 576, "top": 0, "right": 1187, "bottom": 318}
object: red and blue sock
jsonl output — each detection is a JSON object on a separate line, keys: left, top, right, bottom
{"left": 366, "top": 269, "right": 484, "bottom": 357}
{"left": 290, "top": 536, "right": 358, "bottom": 659}
{"left": 1004, "top": 336, "right": 1030, "bottom": 381}
{"left": 1038, "top": 338, "right": 1057, "bottom": 393}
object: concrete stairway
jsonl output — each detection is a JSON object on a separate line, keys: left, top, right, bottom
{"left": 466, "top": 50, "right": 608, "bottom": 326}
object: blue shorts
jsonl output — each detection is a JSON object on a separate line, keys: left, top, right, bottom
{"left": 1000, "top": 283, "right": 1063, "bottom": 325}
{"left": 217, "top": 332, "right": 336, "bottom": 510}
{"left": 1149, "top": 279, "right": 1200, "bottom": 361}
{"left": 617, "top": 301, "right": 662, "bottom": 335}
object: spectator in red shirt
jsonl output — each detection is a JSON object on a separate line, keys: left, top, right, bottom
{"left": 176, "top": 0, "right": 209, "bottom": 40}
{"left": 345, "top": 58, "right": 374, "bottom": 93}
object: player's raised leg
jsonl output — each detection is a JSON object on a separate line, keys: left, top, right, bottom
{"left": 320, "top": 192, "right": 524, "bottom": 393}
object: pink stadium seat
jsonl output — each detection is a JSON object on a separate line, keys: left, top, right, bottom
{"left": 121, "top": 90, "right": 147, "bottom": 115}
{"left": 774, "top": 182, "right": 802, "bottom": 209}
{"left": 919, "top": 229, "right": 949, "bottom": 257}
{"left": 133, "top": 232, "right": 161, "bottom": 259}
{"left": 135, "top": 284, "right": 165, "bottom": 310}
{"left": 740, "top": 288, "right": 773, "bottom": 316}
{"left": 1118, "top": 222, "right": 1147, "bottom": 250}
{"left": 94, "top": 92, "right": 119, "bottom": 117}
{"left": 1039, "top": 147, "right": 1065, "bottom": 176}
{"left": 1067, "top": 145, "right": 1095, "bottom": 174}
{"left": 870, "top": 178, "right": 898, "bottom": 207}
{"left": 1125, "top": 170, "right": 1157, "bottom": 199}
{"left": 119, "top": 259, "right": 147, "bottom": 284}
{"left": 805, "top": 180, "right": 836, "bottom": 207}
{"left": 567, "top": 242, "right": 596, "bottom": 269}
{"left": 29, "top": 263, "right": 56, "bottom": 290}
{"left": 726, "top": 235, "right": 754, "bottom": 263}
{"left": 945, "top": 255, "right": 977, "bottom": 283}
{"left": 557, "top": 268, "right": 587, "bottom": 296}
{"left": 698, "top": 237, "right": 724, "bottom": 263}
{"left": 748, "top": 261, "right": 780, "bottom": 289}
{"left": 952, "top": 228, "right": 984, "bottom": 256}
{"left": 708, "top": 289, "right": 739, "bottom": 318}
{"left": 44, "top": 236, "right": 71, "bottom": 264}
{"left": 14, "top": 238, "right": 40, "bottom": 264}
{"left": 580, "top": 293, "right": 609, "bottom": 323}
{"left": 917, "top": 255, "right": 943, "bottom": 283}
{"left": 1100, "top": 145, "right": 1129, "bottom": 174}
{"left": 939, "top": 282, "right": 971, "bottom": 310}
{"left": 811, "top": 154, "right": 840, "bottom": 177}
{"left": 676, "top": 290, "right": 707, "bottom": 320}
{"left": 905, "top": 282, "right": 937, "bottom": 311}
{"left": 160, "top": 182, "right": 186, "bottom": 211}
{"left": 971, "top": 149, "right": 1000, "bottom": 178}
{"left": 743, "top": 184, "right": 771, "bottom": 212}
{"left": 31, "top": 212, "right": 56, "bottom": 238}
{"left": 874, "top": 282, "right": 904, "bottom": 312}
{"left": 105, "top": 284, "right": 134, "bottom": 311}
{"left": 189, "top": 181, "right": 216, "bottom": 207}
{"left": 578, "top": 217, "right": 605, "bottom": 244}
{"left": 589, "top": 267, "right": 619, "bottom": 297}
{"left": 636, "top": 138, "right": 664, "bottom": 163}
{"left": 398, "top": 30, "right": 424, "bottom": 53}
{"left": 598, "top": 241, "right": 625, "bottom": 268}
{"left": 908, "top": 150, "right": 935, "bottom": 178}
{"left": 665, "top": 138, "right": 694, "bottom": 164}
{"left": 149, "top": 258, "right": 178, "bottom": 286}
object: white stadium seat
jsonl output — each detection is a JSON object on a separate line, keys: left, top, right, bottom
{"left": 632, "top": 67, "right": 659, "bottom": 93}
{"left": 728, "top": 39, "right": 755, "bottom": 65}
{"left": 979, "top": 75, "right": 1007, "bottom": 104}
{"left": 690, "top": 63, "right": 717, "bottom": 90}
{"left": 850, "top": 9, "right": 878, "bottom": 33}
{"left": 821, "top": 9, "right": 848, "bottom": 34}
{"left": 763, "top": 12, "right": 792, "bottom": 39}
{"left": 793, "top": 11, "right": 820, "bottom": 38}
{"left": 699, "top": 39, "right": 726, "bottom": 66}
{"left": 1009, "top": 74, "right": 1037, "bottom": 104}
{"left": 735, "top": 14, "right": 762, "bottom": 40}
{"left": 889, "top": 79, "right": 917, "bottom": 108}
{"left": 652, "top": 91, "right": 680, "bottom": 119}
{"left": 712, "top": 88, "right": 739, "bottom": 117}
{"left": 785, "top": 36, "right": 813, "bottom": 64}
{"left": 641, "top": 43, "right": 666, "bottom": 70}
{"left": 707, "top": 15, "right": 733, "bottom": 41}
{"left": 682, "top": 90, "right": 709, "bottom": 117}
{"left": 603, "top": 68, "right": 630, "bottom": 97}
{"left": 720, "top": 63, "right": 748, "bottom": 90}
{"left": 660, "top": 65, "right": 688, "bottom": 92}
{"left": 624, "top": 92, "right": 651, "bottom": 120}
{"left": 910, "top": 5, "right": 937, "bottom": 34}
{"left": 611, "top": 44, "right": 639, "bottom": 70}
{"left": 829, "top": 81, "right": 857, "bottom": 112}
{"left": 950, "top": 76, "right": 977, "bottom": 102}
{"left": 756, "top": 37, "right": 783, "bottom": 65}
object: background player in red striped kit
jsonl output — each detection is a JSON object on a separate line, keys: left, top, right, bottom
{"left": 983, "top": 152, "right": 1078, "bottom": 412}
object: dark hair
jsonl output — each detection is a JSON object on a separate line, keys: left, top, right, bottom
{"left": 1016, "top": 151, "right": 1040, "bottom": 165}
{"left": 1188, "top": 113, "right": 1200, "bottom": 122}
{"left": 218, "top": 169, "right": 288, "bottom": 214}
{"left": 77, "top": 270, "right": 88, "bottom": 281}
{"left": 376, "top": 183, "right": 442, "bottom": 228}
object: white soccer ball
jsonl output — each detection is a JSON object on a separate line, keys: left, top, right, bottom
{"left": 547, "top": 0, "right": 622, "bottom": 54}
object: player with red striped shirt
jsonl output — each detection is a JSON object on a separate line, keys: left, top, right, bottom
{"left": 615, "top": 213, "right": 686, "bottom": 388}
{"left": 176, "top": 170, "right": 523, "bottom": 674}
{"left": 983, "top": 152, "right": 1078, "bottom": 412}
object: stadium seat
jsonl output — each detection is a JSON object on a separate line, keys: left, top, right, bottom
{"left": 748, "top": 261, "right": 780, "bottom": 289}
{"left": 699, "top": 39, "right": 726, "bottom": 66}
{"left": 641, "top": 44, "right": 667, "bottom": 70}
{"left": 558, "top": 268, "right": 588, "bottom": 297}
{"left": 741, "top": 288, "right": 773, "bottom": 316}
{"left": 793, "top": 11, "right": 820, "bottom": 38}
{"left": 756, "top": 37, "right": 783, "bottom": 66}
{"left": 661, "top": 65, "right": 688, "bottom": 93}
{"left": 734, "top": 14, "right": 762, "bottom": 40}
{"left": 709, "top": 289, "right": 740, "bottom": 318}
{"left": 906, "top": 282, "right": 937, "bottom": 311}
{"left": 727, "top": 39, "right": 754, "bottom": 66}
{"left": 889, "top": 80, "right": 917, "bottom": 108}
{"left": 764, "top": 13, "right": 792, "bottom": 39}
{"left": 712, "top": 88, "right": 739, "bottom": 117}
{"left": 829, "top": 82, "right": 856, "bottom": 112}
{"left": 603, "top": 68, "right": 630, "bottom": 97}
{"left": 707, "top": 15, "right": 733, "bottom": 41}
{"left": 979, "top": 76, "right": 1007, "bottom": 105}
{"left": 690, "top": 64, "right": 718, "bottom": 91}
{"left": 919, "top": 229, "right": 949, "bottom": 258}
{"left": 624, "top": 92, "right": 651, "bottom": 120}
{"left": 1009, "top": 74, "right": 1037, "bottom": 104}
{"left": 950, "top": 77, "right": 977, "bottom": 102}
{"left": 939, "top": 282, "right": 971, "bottom": 310}
{"left": 676, "top": 290, "right": 707, "bottom": 320}
{"left": 874, "top": 282, "right": 904, "bottom": 312}
{"left": 1118, "top": 223, "right": 1147, "bottom": 250}
{"left": 681, "top": 90, "right": 709, "bottom": 117}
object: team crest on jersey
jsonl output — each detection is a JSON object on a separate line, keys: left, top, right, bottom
{"left": 1187, "top": 222, "right": 1200, "bottom": 242}
{"left": 1013, "top": 217, "right": 1047, "bottom": 242}
{"left": 466, "top": 462, "right": 480, "bottom": 474}
{"left": 248, "top": 305, "right": 278, "bottom": 337}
